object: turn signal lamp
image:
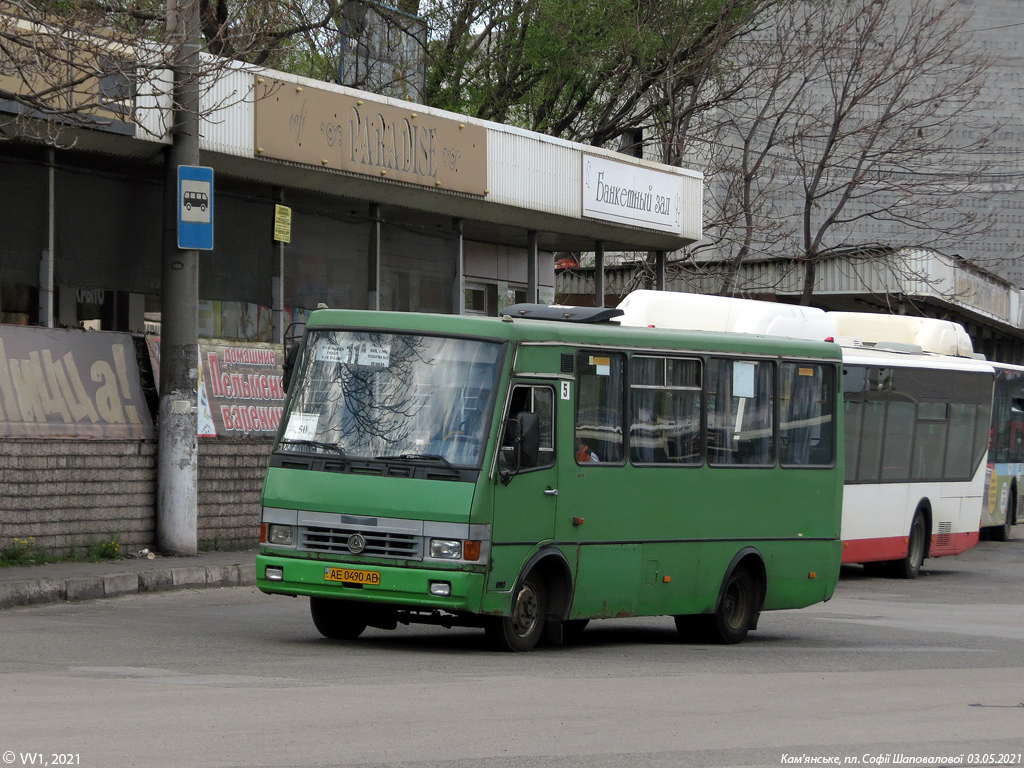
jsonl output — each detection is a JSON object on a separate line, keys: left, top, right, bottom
{"left": 463, "top": 540, "right": 482, "bottom": 561}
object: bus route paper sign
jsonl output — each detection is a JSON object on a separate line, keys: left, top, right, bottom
{"left": 273, "top": 204, "right": 292, "bottom": 243}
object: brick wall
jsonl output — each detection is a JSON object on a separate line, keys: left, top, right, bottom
{"left": 197, "top": 438, "right": 272, "bottom": 551}
{"left": 0, "top": 438, "right": 272, "bottom": 556}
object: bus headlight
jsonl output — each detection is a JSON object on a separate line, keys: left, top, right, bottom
{"left": 267, "top": 524, "right": 294, "bottom": 546}
{"left": 429, "top": 539, "right": 462, "bottom": 559}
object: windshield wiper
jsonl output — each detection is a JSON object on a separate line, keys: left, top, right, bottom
{"left": 377, "top": 453, "right": 457, "bottom": 471}
{"left": 278, "top": 439, "right": 347, "bottom": 457}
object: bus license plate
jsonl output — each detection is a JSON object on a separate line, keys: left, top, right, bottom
{"left": 325, "top": 567, "right": 380, "bottom": 585}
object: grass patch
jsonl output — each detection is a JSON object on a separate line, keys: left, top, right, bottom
{"left": 0, "top": 536, "right": 125, "bottom": 567}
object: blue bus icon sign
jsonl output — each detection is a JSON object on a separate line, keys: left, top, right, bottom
{"left": 178, "top": 165, "right": 214, "bottom": 250}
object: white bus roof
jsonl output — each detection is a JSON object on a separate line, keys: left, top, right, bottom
{"left": 841, "top": 345, "right": 994, "bottom": 373}
{"left": 615, "top": 290, "right": 836, "bottom": 342}
{"left": 826, "top": 312, "right": 976, "bottom": 358}
{"left": 614, "top": 291, "right": 979, "bottom": 359}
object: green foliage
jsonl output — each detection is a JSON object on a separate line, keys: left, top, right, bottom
{"left": 0, "top": 537, "right": 51, "bottom": 567}
{"left": 87, "top": 538, "right": 123, "bottom": 562}
{"left": 418, "top": 0, "right": 772, "bottom": 155}
{"left": 0, "top": 535, "right": 124, "bottom": 567}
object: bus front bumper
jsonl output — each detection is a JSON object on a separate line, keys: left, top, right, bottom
{"left": 256, "top": 553, "right": 486, "bottom": 613}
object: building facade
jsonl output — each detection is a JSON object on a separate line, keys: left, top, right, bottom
{"left": 0, "top": 62, "right": 703, "bottom": 555}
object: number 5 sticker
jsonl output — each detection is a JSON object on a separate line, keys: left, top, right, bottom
{"left": 561, "top": 381, "right": 571, "bottom": 400}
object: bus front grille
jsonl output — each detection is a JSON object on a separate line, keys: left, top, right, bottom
{"left": 300, "top": 525, "right": 423, "bottom": 560}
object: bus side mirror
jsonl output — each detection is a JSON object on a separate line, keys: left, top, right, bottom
{"left": 282, "top": 341, "right": 302, "bottom": 393}
{"left": 517, "top": 411, "right": 541, "bottom": 469}
{"left": 498, "top": 412, "right": 541, "bottom": 484}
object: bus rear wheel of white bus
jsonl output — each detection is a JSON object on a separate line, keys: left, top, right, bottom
{"left": 486, "top": 575, "right": 546, "bottom": 652}
{"left": 863, "top": 510, "right": 927, "bottom": 579}
{"left": 310, "top": 597, "right": 368, "bottom": 640}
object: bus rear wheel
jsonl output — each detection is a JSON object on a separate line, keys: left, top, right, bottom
{"left": 675, "top": 566, "right": 758, "bottom": 645}
{"left": 895, "top": 512, "right": 927, "bottom": 579}
{"left": 310, "top": 597, "right": 368, "bottom": 640}
{"left": 711, "top": 566, "right": 757, "bottom": 644}
{"left": 486, "top": 575, "right": 546, "bottom": 652}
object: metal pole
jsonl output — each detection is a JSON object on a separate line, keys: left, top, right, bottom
{"left": 157, "top": 0, "right": 202, "bottom": 556}
{"left": 453, "top": 218, "right": 464, "bottom": 315}
{"left": 39, "top": 149, "right": 56, "bottom": 327}
{"left": 594, "top": 241, "right": 605, "bottom": 308}
{"left": 272, "top": 187, "right": 286, "bottom": 345}
{"left": 527, "top": 230, "right": 538, "bottom": 303}
{"left": 655, "top": 250, "right": 665, "bottom": 291}
{"left": 368, "top": 203, "right": 381, "bottom": 310}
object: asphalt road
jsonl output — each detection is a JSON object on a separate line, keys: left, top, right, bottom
{"left": 1, "top": 539, "right": 1023, "bottom": 768}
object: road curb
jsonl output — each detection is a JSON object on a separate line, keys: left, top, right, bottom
{"left": 0, "top": 563, "right": 257, "bottom": 610}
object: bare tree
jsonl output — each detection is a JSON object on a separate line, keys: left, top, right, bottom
{"left": 692, "top": 0, "right": 998, "bottom": 303}
{"left": 0, "top": 0, "right": 296, "bottom": 144}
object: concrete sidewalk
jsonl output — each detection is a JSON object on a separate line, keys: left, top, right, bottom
{"left": 0, "top": 549, "right": 257, "bottom": 609}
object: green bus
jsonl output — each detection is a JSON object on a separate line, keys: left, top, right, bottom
{"left": 256, "top": 304, "right": 844, "bottom": 651}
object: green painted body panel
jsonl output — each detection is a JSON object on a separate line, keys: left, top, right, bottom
{"left": 261, "top": 308, "right": 845, "bottom": 627}
{"left": 262, "top": 467, "right": 477, "bottom": 524}
{"left": 257, "top": 553, "right": 485, "bottom": 611}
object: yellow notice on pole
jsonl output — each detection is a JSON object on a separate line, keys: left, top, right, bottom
{"left": 273, "top": 204, "right": 292, "bottom": 243}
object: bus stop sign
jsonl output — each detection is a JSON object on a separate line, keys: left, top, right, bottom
{"left": 177, "top": 165, "right": 214, "bottom": 250}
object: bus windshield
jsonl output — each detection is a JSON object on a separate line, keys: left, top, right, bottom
{"left": 278, "top": 330, "right": 502, "bottom": 466}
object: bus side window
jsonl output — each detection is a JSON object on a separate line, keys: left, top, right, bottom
{"left": 707, "top": 358, "right": 774, "bottom": 466}
{"left": 502, "top": 385, "right": 555, "bottom": 469}
{"left": 575, "top": 351, "right": 625, "bottom": 464}
{"left": 630, "top": 355, "right": 702, "bottom": 465}
{"left": 780, "top": 363, "right": 835, "bottom": 467}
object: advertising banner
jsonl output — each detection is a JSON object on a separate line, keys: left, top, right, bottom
{"left": 200, "top": 340, "right": 286, "bottom": 437}
{"left": 0, "top": 326, "right": 154, "bottom": 439}
{"left": 145, "top": 337, "right": 285, "bottom": 438}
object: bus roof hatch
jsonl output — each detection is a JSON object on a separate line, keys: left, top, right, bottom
{"left": 502, "top": 304, "right": 625, "bottom": 324}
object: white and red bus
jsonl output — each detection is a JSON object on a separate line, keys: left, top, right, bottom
{"left": 617, "top": 292, "right": 994, "bottom": 578}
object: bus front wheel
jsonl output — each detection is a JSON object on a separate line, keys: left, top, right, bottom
{"left": 310, "top": 597, "right": 368, "bottom": 640}
{"left": 991, "top": 487, "right": 1014, "bottom": 542}
{"left": 486, "top": 575, "right": 546, "bottom": 651}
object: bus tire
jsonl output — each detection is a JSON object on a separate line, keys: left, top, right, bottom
{"left": 310, "top": 597, "right": 368, "bottom": 640}
{"left": 486, "top": 574, "right": 546, "bottom": 652}
{"left": 709, "top": 566, "right": 758, "bottom": 644}
{"left": 992, "top": 488, "right": 1013, "bottom": 542}
{"left": 676, "top": 566, "right": 758, "bottom": 645}
{"left": 896, "top": 512, "right": 927, "bottom": 579}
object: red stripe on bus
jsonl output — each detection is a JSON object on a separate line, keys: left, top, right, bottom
{"left": 842, "top": 536, "right": 908, "bottom": 564}
{"left": 841, "top": 529, "right": 979, "bottom": 564}
{"left": 929, "top": 530, "right": 979, "bottom": 557}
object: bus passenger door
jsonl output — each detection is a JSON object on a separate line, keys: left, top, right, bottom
{"left": 491, "top": 383, "right": 558, "bottom": 546}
